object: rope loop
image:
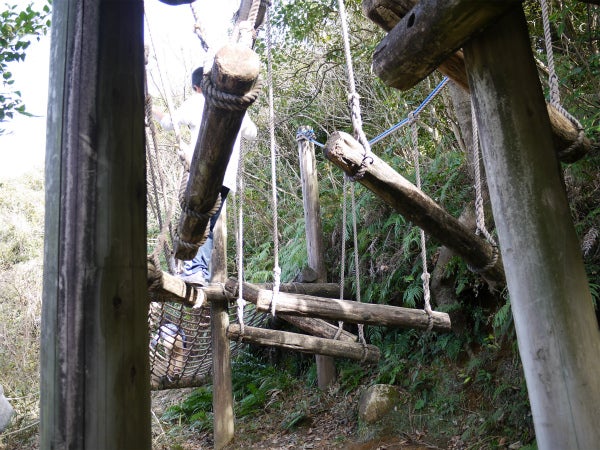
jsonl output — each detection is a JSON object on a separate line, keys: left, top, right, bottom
{"left": 467, "top": 245, "right": 499, "bottom": 274}
{"left": 296, "top": 126, "right": 316, "bottom": 143}
{"left": 201, "top": 75, "right": 262, "bottom": 111}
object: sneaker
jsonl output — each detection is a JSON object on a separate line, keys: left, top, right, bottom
{"left": 178, "top": 271, "right": 207, "bottom": 287}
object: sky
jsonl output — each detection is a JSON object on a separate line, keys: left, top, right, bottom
{"left": 0, "top": 0, "right": 239, "bottom": 181}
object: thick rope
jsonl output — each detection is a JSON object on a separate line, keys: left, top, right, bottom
{"left": 539, "top": 0, "right": 585, "bottom": 154}
{"left": 337, "top": 0, "right": 373, "bottom": 181}
{"left": 201, "top": 74, "right": 262, "bottom": 111}
{"left": 409, "top": 115, "right": 433, "bottom": 332}
{"left": 266, "top": 6, "right": 282, "bottom": 317}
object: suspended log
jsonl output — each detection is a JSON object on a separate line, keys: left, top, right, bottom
{"left": 251, "top": 288, "right": 451, "bottom": 332}
{"left": 174, "top": 44, "right": 260, "bottom": 260}
{"left": 227, "top": 324, "right": 380, "bottom": 363}
{"left": 363, "top": 0, "right": 594, "bottom": 162}
{"left": 225, "top": 279, "right": 358, "bottom": 342}
{"left": 464, "top": 6, "right": 600, "bottom": 447}
{"left": 325, "top": 131, "right": 505, "bottom": 285}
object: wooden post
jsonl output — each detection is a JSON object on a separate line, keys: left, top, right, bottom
{"left": 211, "top": 203, "right": 228, "bottom": 283}
{"left": 324, "top": 131, "right": 504, "bottom": 285}
{"left": 174, "top": 44, "right": 260, "bottom": 260}
{"left": 211, "top": 297, "right": 234, "bottom": 449}
{"left": 41, "top": 1, "right": 150, "bottom": 448}
{"left": 298, "top": 127, "right": 336, "bottom": 389}
{"left": 463, "top": 6, "right": 600, "bottom": 448}
{"left": 362, "top": 0, "right": 594, "bottom": 162}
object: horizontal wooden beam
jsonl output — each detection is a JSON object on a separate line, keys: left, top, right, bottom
{"left": 252, "top": 288, "right": 451, "bottom": 332}
{"left": 227, "top": 324, "right": 380, "bottom": 363}
{"left": 363, "top": 0, "right": 593, "bottom": 162}
{"left": 325, "top": 131, "right": 505, "bottom": 285}
{"left": 226, "top": 279, "right": 358, "bottom": 342}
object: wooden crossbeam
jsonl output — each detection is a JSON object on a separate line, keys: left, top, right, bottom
{"left": 325, "top": 131, "right": 505, "bottom": 285}
{"left": 174, "top": 44, "right": 261, "bottom": 260}
{"left": 227, "top": 324, "right": 380, "bottom": 363}
{"left": 226, "top": 279, "right": 358, "bottom": 342}
{"left": 249, "top": 287, "right": 451, "bottom": 332}
{"left": 363, "top": 0, "right": 594, "bottom": 162}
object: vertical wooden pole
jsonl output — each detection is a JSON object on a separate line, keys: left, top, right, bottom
{"left": 41, "top": 0, "right": 149, "bottom": 448}
{"left": 464, "top": 6, "right": 600, "bottom": 448}
{"left": 211, "top": 203, "right": 228, "bottom": 283}
{"left": 298, "top": 127, "right": 336, "bottom": 389}
{"left": 211, "top": 298, "right": 234, "bottom": 449}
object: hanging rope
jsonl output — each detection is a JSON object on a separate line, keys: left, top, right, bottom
{"left": 337, "top": 0, "right": 373, "bottom": 181}
{"left": 189, "top": 3, "right": 210, "bottom": 52}
{"left": 539, "top": 0, "right": 585, "bottom": 153}
{"left": 235, "top": 142, "right": 247, "bottom": 335}
{"left": 409, "top": 115, "right": 433, "bottom": 331}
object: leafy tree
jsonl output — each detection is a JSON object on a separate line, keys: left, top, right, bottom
{"left": 0, "top": 0, "right": 51, "bottom": 130}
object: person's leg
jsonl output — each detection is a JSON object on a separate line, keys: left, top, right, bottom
{"left": 180, "top": 187, "right": 230, "bottom": 283}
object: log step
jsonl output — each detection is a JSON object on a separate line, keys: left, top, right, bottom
{"left": 227, "top": 324, "right": 380, "bottom": 363}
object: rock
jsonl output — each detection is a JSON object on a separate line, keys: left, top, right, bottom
{"left": 0, "top": 385, "right": 15, "bottom": 432}
{"left": 358, "top": 384, "right": 400, "bottom": 424}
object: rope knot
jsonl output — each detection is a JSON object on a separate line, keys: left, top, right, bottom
{"left": 201, "top": 75, "right": 262, "bottom": 111}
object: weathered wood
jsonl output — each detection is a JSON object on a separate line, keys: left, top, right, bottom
{"left": 226, "top": 280, "right": 357, "bottom": 342}
{"left": 298, "top": 126, "right": 336, "bottom": 389}
{"left": 254, "top": 289, "right": 451, "bottom": 332}
{"left": 464, "top": 6, "right": 600, "bottom": 448}
{"left": 212, "top": 297, "right": 234, "bottom": 449}
{"left": 211, "top": 203, "right": 228, "bottom": 283}
{"left": 325, "top": 131, "right": 504, "bottom": 285}
{"left": 363, "top": 0, "right": 593, "bottom": 161}
{"left": 40, "top": 1, "right": 150, "bottom": 449}
{"left": 151, "top": 373, "right": 211, "bottom": 391}
{"left": 174, "top": 44, "right": 260, "bottom": 260}
{"left": 227, "top": 325, "right": 380, "bottom": 363}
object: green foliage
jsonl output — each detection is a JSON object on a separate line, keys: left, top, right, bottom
{"left": 0, "top": 0, "right": 51, "bottom": 126}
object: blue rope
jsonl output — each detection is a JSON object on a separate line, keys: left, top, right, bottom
{"left": 294, "top": 77, "right": 449, "bottom": 149}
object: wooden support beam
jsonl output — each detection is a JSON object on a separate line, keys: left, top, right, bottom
{"left": 324, "top": 131, "right": 504, "bottom": 285}
{"left": 251, "top": 288, "right": 451, "bottom": 332}
{"left": 174, "top": 44, "right": 260, "bottom": 260}
{"left": 227, "top": 325, "right": 381, "bottom": 363}
{"left": 464, "top": 6, "right": 600, "bottom": 448}
{"left": 41, "top": 0, "right": 150, "bottom": 448}
{"left": 225, "top": 279, "right": 358, "bottom": 342}
{"left": 363, "top": 0, "right": 593, "bottom": 162}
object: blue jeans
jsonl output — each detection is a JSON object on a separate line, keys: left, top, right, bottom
{"left": 182, "top": 186, "right": 229, "bottom": 280}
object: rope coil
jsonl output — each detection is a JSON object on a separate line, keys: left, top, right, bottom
{"left": 201, "top": 75, "right": 262, "bottom": 111}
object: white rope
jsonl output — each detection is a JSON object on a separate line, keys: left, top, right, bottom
{"left": 266, "top": 5, "right": 282, "bottom": 316}
{"left": 409, "top": 115, "right": 433, "bottom": 331}
{"left": 337, "top": 0, "right": 373, "bottom": 179}
{"left": 338, "top": 176, "right": 349, "bottom": 336}
{"left": 235, "top": 143, "right": 247, "bottom": 333}
{"left": 350, "top": 181, "right": 366, "bottom": 344}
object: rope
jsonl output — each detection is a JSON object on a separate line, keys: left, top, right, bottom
{"left": 201, "top": 74, "right": 262, "bottom": 111}
{"left": 189, "top": 3, "right": 210, "bottom": 52}
{"left": 539, "top": 0, "right": 585, "bottom": 155}
{"left": 338, "top": 176, "right": 349, "bottom": 339}
{"left": 350, "top": 180, "right": 366, "bottom": 344}
{"left": 235, "top": 141, "right": 248, "bottom": 334}
{"left": 409, "top": 115, "right": 433, "bottom": 332}
{"left": 337, "top": 0, "right": 373, "bottom": 181}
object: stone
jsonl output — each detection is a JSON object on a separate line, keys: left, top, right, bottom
{"left": 358, "top": 384, "right": 400, "bottom": 424}
{"left": 0, "top": 384, "right": 15, "bottom": 432}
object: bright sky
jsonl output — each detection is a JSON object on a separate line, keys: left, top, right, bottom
{"left": 0, "top": 0, "right": 239, "bottom": 181}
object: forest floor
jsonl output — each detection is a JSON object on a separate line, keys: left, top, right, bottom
{"left": 151, "top": 384, "right": 464, "bottom": 450}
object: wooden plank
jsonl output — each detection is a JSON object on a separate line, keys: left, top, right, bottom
{"left": 174, "top": 44, "right": 260, "bottom": 260}
{"left": 254, "top": 289, "right": 451, "bottom": 332}
{"left": 324, "top": 131, "right": 505, "bottom": 285}
{"left": 363, "top": 0, "right": 593, "bottom": 162}
{"left": 464, "top": 6, "right": 600, "bottom": 448}
{"left": 226, "top": 280, "right": 358, "bottom": 342}
{"left": 40, "top": 1, "right": 150, "bottom": 448}
{"left": 227, "top": 325, "right": 381, "bottom": 363}
{"left": 298, "top": 126, "right": 336, "bottom": 389}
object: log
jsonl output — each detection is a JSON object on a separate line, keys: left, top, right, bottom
{"left": 464, "top": 6, "right": 600, "bottom": 448}
{"left": 174, "top": 44, "right": 260, "bottom": 260}
{"left": 225, "top": 279, "right": 358, "bottom": 342}
{"left": 324, "top": 131, "right": 505, "bottom": 285}
{"left": 253, "top": 288, "right": 451, "bottom": 332}
{"left": 363, "top": 0, "right": 593, "bottom": 162}
{"left": 227, "top": 324, "right": 381, "bottom": 363}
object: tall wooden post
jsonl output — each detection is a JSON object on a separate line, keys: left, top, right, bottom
{"left": 211, "top": 203, "right": 228, "bottom": 283}
{"left": 464, "top": 6, "right": 600, "bottom": 448}
{"left": 41, "top": 0, "right": 150, "bottom": 448}
{"left": 298, "top": 128, "right": 336, "bottom": 389}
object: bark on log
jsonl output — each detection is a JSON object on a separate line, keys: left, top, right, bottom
{"left": 227, "top": 324, "right": 380, "bottom": 363}
{"left": 253, "top": 288, "right": 451, "bottom": 332}
{"left": 174, "top": 44, "right": 260, "bottom": 260}
{"left": 226, "top": 279, "right": 358, "bottom": 342}
{"left": 363, "top": 0, "right": 593, "bottom": 162}
{"left": 325, "top": 131, "right": 505, "bottom": 285}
